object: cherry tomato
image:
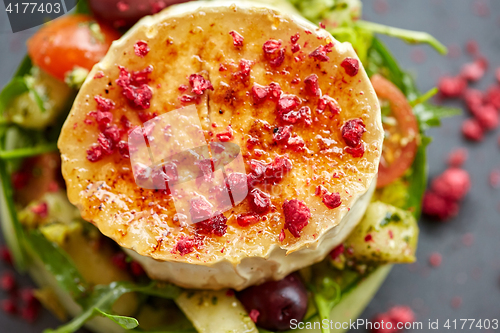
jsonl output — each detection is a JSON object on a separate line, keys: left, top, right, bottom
{"left": 371, "top": 74, "right": 419, "bottom": 188}
{"left": 27, "top": 15, "right": 120, "bottom": 81}
{"left": 88, "top": 0, "right": 190, "bottom": 29}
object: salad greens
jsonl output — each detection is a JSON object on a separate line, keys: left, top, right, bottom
{"left": 0, "top": 0, "right": 461, "bottom": 333}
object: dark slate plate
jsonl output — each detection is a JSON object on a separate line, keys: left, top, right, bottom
{"left": 0, "top": 1, "right": 499, "bottom": 332}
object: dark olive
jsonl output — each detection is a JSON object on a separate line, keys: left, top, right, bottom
{"left": 88, "top": 0, "right": 190, "bottom": 29}
{"left": 236, "top": 272, "right": 308, "bottom": 331}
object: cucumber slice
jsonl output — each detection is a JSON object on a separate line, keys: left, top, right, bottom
{"left": 176, "top": 290, "right": 259, "bottom": 333}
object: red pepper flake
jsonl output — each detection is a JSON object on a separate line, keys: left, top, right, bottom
{"left": 279, "top": 229, "right": 285, "bottom": 242}
{"left": 197, "top": 214, "right": 228, "bottom": 237}
{"left": 1, "top": 298, "right": 17, "bottom": 315}
{"left": 237, "top": 213, "right": 259, "bottom": 227}
{"left": 116, "top": 66, "right": 153, "bottom": 110}
{"left": 0, "top": 271, "right": 16, "bottom": 292}
{"left": 273, "top": 125, "right": 292, "bottom": 144}
{"left": 447, "top": 148, "right": 468, "bottom": 167}
{"left": 31, "top": 202, "right": 48, "bottom": 218}
{"left": 340, "top": 57, "right": 359, "bottom": 77}
{"left": 438, "top": 76, "right": 467, "bottom": 98}
{"left": 364, "top": 234, "right": 373, "bottom": 242}
{"left": 248, "top": 188, "right": 271, "bottom": 214}
{"left": 93, "top": 71, "right": 104, "bottom": 79}
{"left": 322, "top": 192, "right": 342, "bottom": 209}
{"left": 263, "top": 39, "right": 282, "bottom": 55}
{"left": 174, "top": 236, "right": 195, "bottom": 255}
{"left": 251, "top": 84, "right": 269, "bottom": 104}
{"left": 304, "top": 74, "right": 320, "bottom": 96}
{"left": 342, "top": 118, "right": 366, "bottom": 147}
{"left": 308, "top": 43, "right": 333, "bottom": 62}
{"left": 134, "top": 40, "right": 150, "bottom": 58}
{"left": 317, "top": 95, "right": 340, "bottom": 115}
{"left": 290, "top": 33, "right": 300, "bottom": 44}
{"left": 431, "top": 168, "right": 471, "bottom": 201}
{"left": 189, "top": 74, "right": 214, "bottom": 95}
{"left": 283, "top": 199, "right": 311, "bottom": 238}
{"left": 490, "top": 169, "right": 500, "bottom": 189}
{"left": 330, "top": 244, "right": 344, "bottom": 260}
{"left": 422, "top": 191, "right": 459, "bottom": 221}
{"left": 86, "top": 144, "right": 104, "bottom": 162}
{"left": 460, "top": 60, "right": 485, "bottom": 82}
{"left": 216, "top": 126, "right": 234, "bottom": 142}
{"left": 229, "top": 31, "right": 244, "bottom": 47}
{"left": 94, "top": 95, "right": 115, "bottom": 112}
{"left": 461, "top": 118, "right": 484, "bottom": 141}
{"left": 249, "top": 309, "right": 260, "bottom": 323}
{"left": 429, "top": 252, "right": 442, "bottom": 267}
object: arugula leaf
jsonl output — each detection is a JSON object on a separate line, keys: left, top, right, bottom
{"left": 0, "top": 159, "right": 27, "bottom": 270}
{"left": 409, "top": 87, "right": 438, "bottom": 107}
{"left": 0, "top": 142, "right": 58, "bottom": 160}
{"left": 26, "top": 231, "right": 88, "bottom": 300}
{"left": 310, "top": 277, "right": 341, "bottom": 333}
{"left": 75, "top": 0, "right": 91, "bottom": 14}
{"left": 403, "top": 137, "right": 430, "bottom": 219}
{"left": 94, "top": 308, "right": 139, "bottom": 329}
{"left": 355, "top": 20, "right": 447, "bottom": 55}
{"left": 0, "top": 78, "right": 29, "bottom": 113}
{"left": 14, "top": 55, "right": 33, "bottom": 77}
{"left": 45, "top": 281, "right": 182, "bottom": 333}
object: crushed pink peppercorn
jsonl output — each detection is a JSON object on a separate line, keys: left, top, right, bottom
{"left": 0, "top": 271, "right": 16, "bottom": 291}
{"left": 251, "top": 84, "right": 269, "bottom": 104}
{"left": 460, "top": 60, "right": 485, "bottom": 82}
{"left": 340, "top": 57, "right": 359, "bottom": 77}
{"left": 98, "top": 132, "right": 114, "bottom": 155}
{"left": 472, "top": 104, "right": 499, "bottom": 130}
{"left": 248, "top": 155, "right": 292, "bottom": 186}
{"left": 342, "top": 118, "right": 366, "bottom": 147}
{"left": 304, "top": 74, "right": 320, "bottom": 96}
{"left": 422, "top": 191, "right": 459, "bottom": 221}
{"left": 317, "top": 95, "right": 340, "bottom": 115}
{"left": 216, "top": 126, "right": 234, "bottom": 142}
{"left": 87, "top": 144, "right": 104, "bottom": 162}
{"left": 263, "top": 39, "right": 282, "bottom": 54}
{"left": 189, "top": 74, "right": 214, "bottom": 95}
{"left": 287, "top": 135, "right": 306, "bottom": 152}
{"left": 1, "top": 299, "right": 17, "bottom": 315}
{"left": 330, "top": 244, "right": 345, "bottom": 260}
{"left": 196, "top": 214, "right": 228, "bottom": 237}
{"left": 447, "top": 148, "right": 468, "bottom": 167}
{"left": 269, "top": 49, "right": 286, "bottom": 67}
{"left": 308, "top": 43, "right": 333, "bottom": 62}
{"left": 237, "top": 213, "right": 259, "bottom": 227}
{"left": 249, "top": 188, "right": 272, "bottom": 214}
{"left": 174, "top": 236, "right": 195, "bottom": 255}
{"left": 31, "top": 202, "right": 48, "bottom": 218}
{"left": 249, "top": 309, "right": 260, "bottom": 323}
{"left": 438, "top": 76, "right": 467, "bottom": 98}
{"left": 283, "top": 199, "right": 311, "bottom": 238}
{"left": 431, "top": 168, "right": 471, "bottom": 201}
{"left": 94, "top": 95, "right": 115, "bottom": 112}
{"left": 429, "top": 252, "right": 442, "bottom": 267}
{"left": 134, "top": 40, "right": 150, "bottom": 57}
{"left": 229, "top": 31, "right": 244, "bottom": 47}
{"left": 461, "top": 118, "right": 484, "bottom": 141}
{"left": 189, "top": 197, "right": 213, "bottom": 222}
{"left": 345, "top": 144, "right": 365, "bottom": 158}
{"left": 273, "top": 126, "right": 292, "bottom": 144}
{"left": 277, "top": 94, "right": 300, "bottom": 115}
{"left": 322, "top": 192, "right": 342, "bottom": 209}
{"left": 291, "top": 44, "right": 301, "bottom": 53}
{"left": 282, "top": 106, "right": 312, "bottom": 125}
{"left": 290, "top": 33, "right": 300, "bottom": 44}
{"left": 116, "top": 65, "right": 153, "bottom": 110}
